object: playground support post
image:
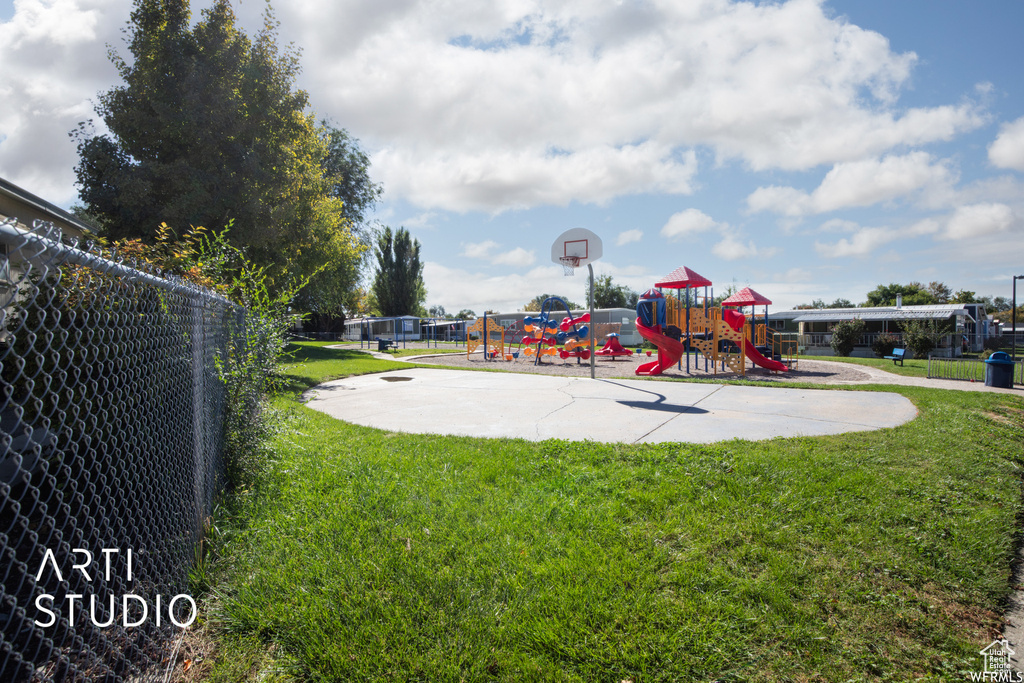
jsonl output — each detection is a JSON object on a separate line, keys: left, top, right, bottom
{"left": 685, "top": 288, "right": 690, "bottom": 374}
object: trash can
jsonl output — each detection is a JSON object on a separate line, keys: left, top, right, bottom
{"left": 377, "top": 338, "right": 391, "bottom": 352}
{"left": 984, "top": 351, "right": 1015, "bottom": 388}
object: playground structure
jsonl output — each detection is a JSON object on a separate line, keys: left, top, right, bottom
{"left": 468, "top": 228, "right": 608, "bottom": 373}
{"left": 524, "top": 299, "right": 592, "bottom": 363}
{"left": 552, "top": 227, "right": 602, "bottom": 378}
{"left": 636, "top": 267, "right": 799, "bottom": 377}
{"left": 466, "top": 316, "right": 505, "bottom": 359}
{"left": 595, "top": 333, "right": 633, "bottom": 358}
{"left": 465, "top": 298, "right": 595, "bottom": 363}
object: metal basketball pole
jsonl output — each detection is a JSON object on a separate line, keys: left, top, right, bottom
{"left": 589, "top": 262, "right": 595, "bottom": 379}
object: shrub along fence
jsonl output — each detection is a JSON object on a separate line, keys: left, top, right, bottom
{"left": 0, "top": 218, "right": 242, "bottom": 681}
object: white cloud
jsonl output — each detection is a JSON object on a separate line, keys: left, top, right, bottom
{"left": 747, "top": 152, "right": 955, "bottom": 216}
{"left": 0, "top": 0, "right": 993, "bottom": 215}
{"left": 0, "top": 0, "right": 129, "bottom": 204}
{"left": 283, "top": 0, "right": 984, "bottom": 212}
{"left": 818, "top": 218, "right": 862, "bottom": 233}
{"left": 401, "top": 211, "right": 440, "bottom": 229}
{"left": 374, "top": 143, "right": 697, "bottom": 213}
{"left": 661, "top": 208, "right": 719, "bottom": 240}
{"left": 424, "top": 259, "right": 655, "bottom": 314}
{"left": 492, "top": 247, "right": 536, "bottom": 267}
{"left": 461, "top": 240, "right": 500, "bottom": 260}
{"left": 711, "top": 232, "right": 779, "bottom": 261}
{"left": 814, "top": 225, "right": 899, "bottom": 258}
{"left": 907, "top": 218, "right": 940, "bottom": 236}
{"left": 460, "top": 240, "right": 536, "bottom": 266}
{"left": 989, "top": 116, "right": 1024, "bottom": 171}
{"left": 942, "top": 202, "right": 1015, "bottom": 240}
{"left": 746, "top": 186, "right": 810, "bottom": 217}
{"left": 616, "top": 229, "right": 643, "bottom": 246}
{"left": 774, "top": 267, "right": 813, "bottom": 283}
{"left": 813, "top": 204, "right": 1018, "bottom": 258}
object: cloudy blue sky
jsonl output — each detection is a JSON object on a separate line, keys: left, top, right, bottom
{"left": 2, "top": 0, "right": 1023, "bottom": 314}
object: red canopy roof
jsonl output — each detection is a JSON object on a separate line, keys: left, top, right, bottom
{"left": 655, "top": 266, "right": 712, "bottom": 289}
{"left": 721, "top": 286, "right": 772, "bottom": 306}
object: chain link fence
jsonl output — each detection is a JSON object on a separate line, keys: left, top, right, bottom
{"left": 0, "top": 218, "right": 242, "bottom": 681}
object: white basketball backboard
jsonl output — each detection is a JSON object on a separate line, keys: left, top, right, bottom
{"left": 550, "top": 228, "right": 602, "bottom": 267}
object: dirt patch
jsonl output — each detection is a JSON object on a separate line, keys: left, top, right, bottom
{"left": 166, "top": 623, "right": 217, "bottom": 682}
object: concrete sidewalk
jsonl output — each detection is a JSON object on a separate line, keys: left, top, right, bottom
{"left": 304, "top": 368, "right": 918, "bottom": 444}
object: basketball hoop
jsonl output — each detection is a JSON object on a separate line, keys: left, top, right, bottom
{"left": 559, "top": 255, "right": 580, "bottom": 276}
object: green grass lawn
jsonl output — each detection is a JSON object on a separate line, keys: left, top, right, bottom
{"left": 315, "top": 339, "right": 467, "bottom": 359}
{"left": 203, "top": 343, "right": 1024, "bottom": 682}
{"left": 800, "top": 353, "right": 931, "bottom": 378}
{"left": 387, "top": 346, "right": 466, "bottom": 358}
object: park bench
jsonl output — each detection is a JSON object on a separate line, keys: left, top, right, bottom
{"left": 376, "top": 338, "right": 399, "bottom": 352}
{"left": 884, "top": 347, "right": 906, "bottom": 366}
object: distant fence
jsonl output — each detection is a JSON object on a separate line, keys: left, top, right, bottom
{"left": 0, "top": 219, "right": 242, "bottom": 681}
{"left": 926, "top": 356, "right": 1024, "bottom": 385}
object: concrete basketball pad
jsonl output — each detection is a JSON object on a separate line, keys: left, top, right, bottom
{"left": 304, "top": 368, "right": 917, "bottom": 444}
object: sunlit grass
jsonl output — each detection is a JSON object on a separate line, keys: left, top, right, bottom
{"left": 800, "top": 353, "right": 929, "bottom": 377}
{"left": 205, "top": 343, "right": 1024, "bottom": 681}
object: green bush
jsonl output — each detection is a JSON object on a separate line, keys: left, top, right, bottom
{"left": 983, "top": 336, "right": 1004, "bottom": 352}
{"left": 116, "top": 224, "right": 306, "bottom": 489}
{"left": 830, "top": 318, "right": 865, "bottom": 356}
{"left": 217, "top": 256, "right": 311, "bottom": 489}
{"left": 871, "top": 332, "right": 900, "bottom": 358}
{"left": 900, "top": 319, "right": 948, "bottom": 360}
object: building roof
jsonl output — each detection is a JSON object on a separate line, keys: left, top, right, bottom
{"left": 722, "top": 286, "right": 772, "bottom": 306}
{"left": 789, "top": 304, "right": 974, "bottom": 323}
{"left": 655, "top": 266, "right": 712, "bottom": 289}
{"left": 0, "top": 176, "right": 97, "bottom": 240}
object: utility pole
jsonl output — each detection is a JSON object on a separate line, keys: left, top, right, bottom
{"left": 1014, "top": 275, "right": 1024, "bottom": 360}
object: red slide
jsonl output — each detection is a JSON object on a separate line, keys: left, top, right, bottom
{"left": 634, "top": 319, "right": 684, "bottom": 376}
{"left": 721, "top": 309, "right": 788, "bottom": 372}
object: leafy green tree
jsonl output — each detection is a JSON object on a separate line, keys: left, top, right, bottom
{"left": 293, "top": 214, "right": 366, "bottom": 333}
{"left": 73, "top": 0, "right": 366, "bottom": 294}
{"left": 863, "top": 283, "right": 936, "bottom": 307}
{"left": 454, "top": 309, "right": 476, "bottom": 320}
{"left": 320, "top": 123, "right": 383, "bottom": 233}
{"left": 371, "top": 227, "right": 426, "bottom": 317}
{"left": 976, "top": 296, "right": 1022, "bottom": 319}
{"left": 927, "top": 281, "right": 952, "bottom": 304}
{"left": 712, "top": 282, "right": 738, "bottom": 307}
{"left": 523, "top": 294, "right": 582, "bottom": 312}
{"left": 991, "top": 296, "right": 1011, "bottom": 311}
{"left": 800, "top": 297, "right": 853, "bottom": 309}
{"left": 830, "top": 318, "right": 865, "bottom": 356}
{"left": 951, "top": 289, "right": 977, "bottom": 304}
{"left": 586, "top": 274, "right": 639, "bottom": 309}
{"left": 428, "top": 305, "right": 447, "bottom": 319}
{"left": 295, "top": 125, "right": 382, "bottom": 331}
